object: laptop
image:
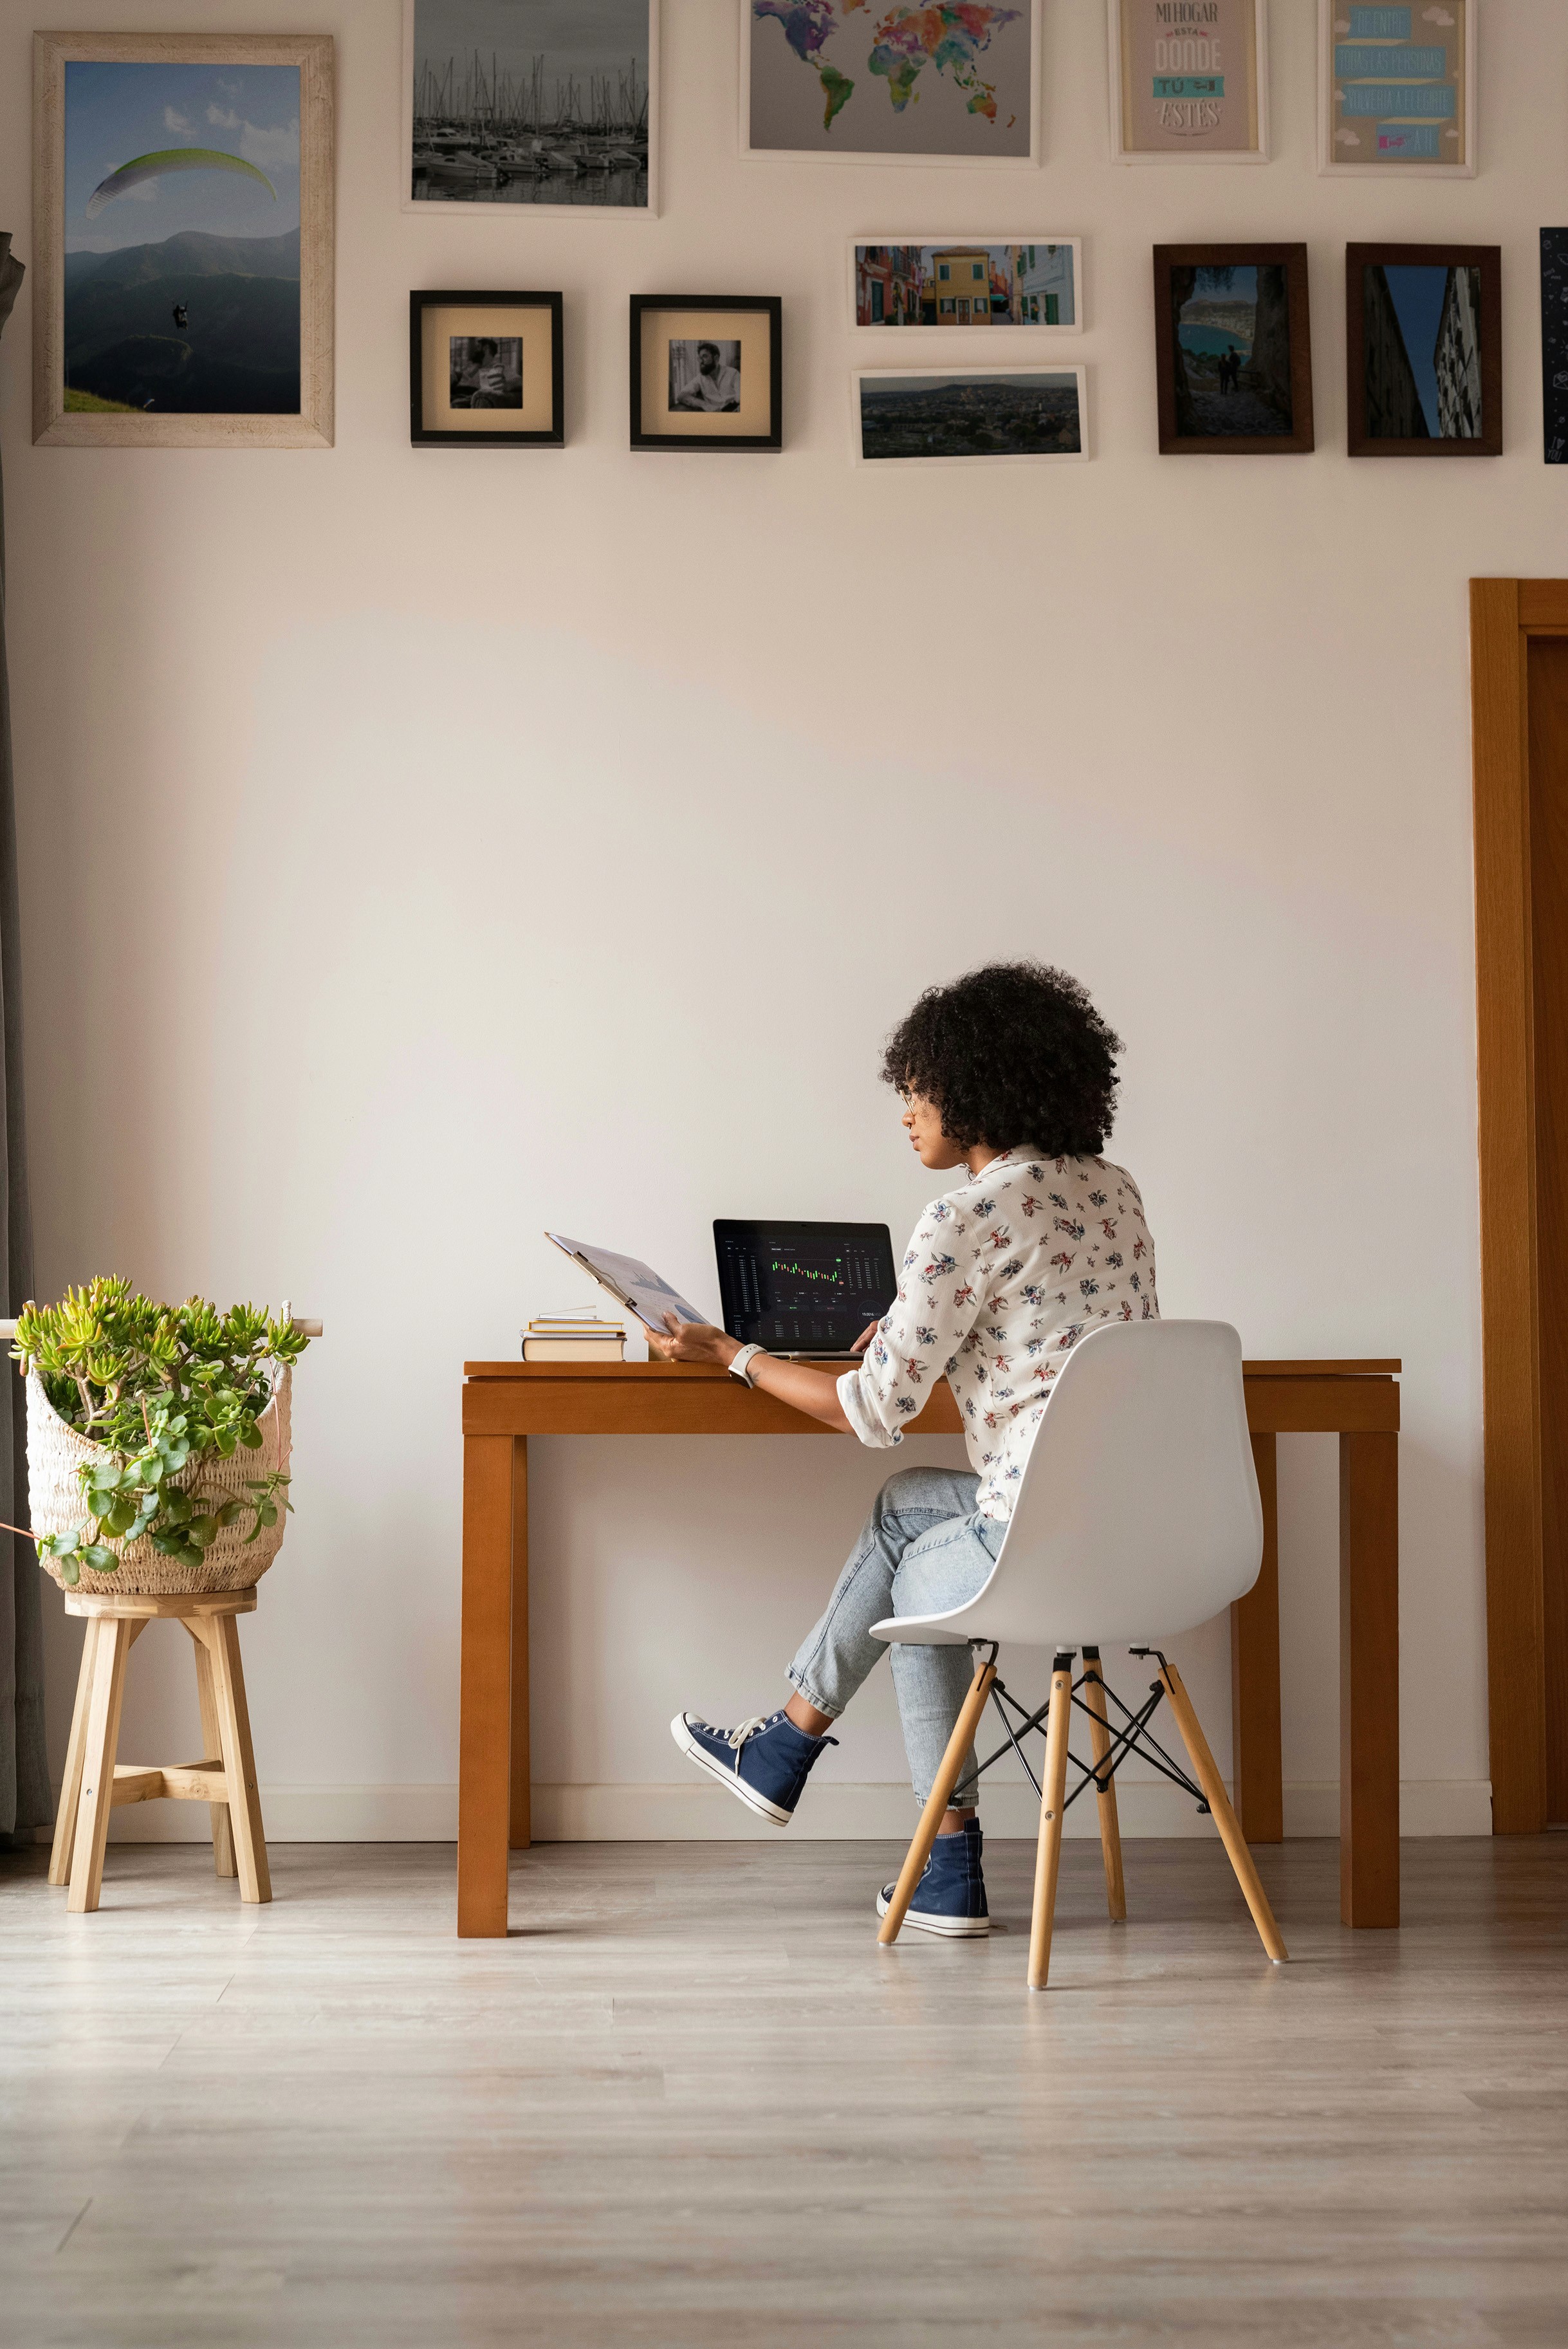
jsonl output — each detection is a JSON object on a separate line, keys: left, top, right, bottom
{"left": 548, "top": 1221, "right": 898, "bottom": 1363}
{"left": 713, "top": 1219, "right": 897, "bottom": 1361}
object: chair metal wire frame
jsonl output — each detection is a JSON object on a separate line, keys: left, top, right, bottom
{"left": 974, "top": 1643, "right": 1210, "bottom": 1817}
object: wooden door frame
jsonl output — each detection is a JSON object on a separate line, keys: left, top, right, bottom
{"left": 1470, "top": 578, "right": 1568, "bottom": 1831}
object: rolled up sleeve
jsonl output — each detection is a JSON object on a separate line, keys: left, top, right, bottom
{"left": 837, "top": 1197, "right": 983, "bottom": 1450}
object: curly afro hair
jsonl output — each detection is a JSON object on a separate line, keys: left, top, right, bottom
{"left": 880, "top": 961, "right": 1122, "bottom": 1157}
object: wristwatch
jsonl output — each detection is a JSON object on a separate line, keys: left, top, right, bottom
{"left": 728, "top": 1343, "right": 767, "bottom": 1387}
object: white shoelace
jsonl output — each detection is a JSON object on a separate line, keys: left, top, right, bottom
{"left": 724, "top": 1715, "right": 771, "bottom": 1756}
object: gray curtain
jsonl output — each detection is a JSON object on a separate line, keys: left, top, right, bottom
{"left": 0, "top": 232, "right": 44, "bottom": 1844}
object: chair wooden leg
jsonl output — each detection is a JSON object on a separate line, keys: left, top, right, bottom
{"left": 1027, "top": 1653, "right": 1076, "bottom": 1991}
{"left": 877, "top": 1650, "right": 996, "bottom": 1946}
{"left": 1158, "top": 1657, "right": 1288, "bottom": 1964}
{"left": 189, "top": 1624, "right": 237, "bottom": 1878}
{"left": 1081, "top": 1647, "right": 1127, "bottom": 1924}
{"left": 49, "top": 1617, "right": 101, "bottom": 1886}
{"left": 66, "top": 1618, "right": 134, "bottom": 1914}
{"left": 201, "top": 1613, "right": 272, "bottom": 1904}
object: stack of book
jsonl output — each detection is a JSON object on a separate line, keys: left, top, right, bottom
{"left": 521, "top": 1312, "right": 627, "bottom": 1363}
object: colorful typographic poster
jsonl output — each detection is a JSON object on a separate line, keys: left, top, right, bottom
{"left": 854, "top": 366, "right": 1085, "bottom": 461}
{"left": 1542, "top": 231, "right": 1568, "bottom": 466}
{"left": 746, "top": 2, "right": 1037, "bottom": 162}
{"left": 61, "top": 59, "right": 302, "bottom": 415}
{"left": 1113, "top": 0, "right": 1262, "bottom": 160}
{"left": 407, "top": 0, "right": 654, "bottom": 211}
{"left": 851, "top": 240, "right": 1078, "bottom": 329}
{"left": 1324, "top": 0, "right": 1470, "bottom": 173}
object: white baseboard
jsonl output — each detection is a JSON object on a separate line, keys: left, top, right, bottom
{"left": 99, "top": 1776, "right": 1495, "bottom": 1843}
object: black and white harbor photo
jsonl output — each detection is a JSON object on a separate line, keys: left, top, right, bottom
{"left": 408, "top": 0, "right": 654, "bottom": 211}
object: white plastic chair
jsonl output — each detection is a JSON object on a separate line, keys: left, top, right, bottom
{"left": 871, "top": 1319, "right": 1287, "bottom": 1989}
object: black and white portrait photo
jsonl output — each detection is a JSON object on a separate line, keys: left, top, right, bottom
{"left": 449, "top": 335, "right": 522, "bottom": 408}
{"left": 669, "top": 338, "right": 741, "bottom": 412}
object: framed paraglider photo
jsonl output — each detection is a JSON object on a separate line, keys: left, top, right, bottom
{"left": 32, "top": 32, "right": 335, "bottom": 448}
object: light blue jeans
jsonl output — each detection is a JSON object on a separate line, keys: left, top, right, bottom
{"left": 787, "top": 1466, "right": 1006, "bottom": 1810}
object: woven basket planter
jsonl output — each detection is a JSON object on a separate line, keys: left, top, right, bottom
{"left": 28, "top": 1367, "right": 292, "bottom": 1598}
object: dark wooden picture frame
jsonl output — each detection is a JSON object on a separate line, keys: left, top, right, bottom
{"left": 629, "top": 295, "right": 782, "bottom": 452}
{"left": 409, "top": 290, "right": 564, "bottom": 448}
{"left": 1346, "top": 244, "right": 1500, "bottom": 459}
{"left": 1154, "top": 243, "right": 1314, "bottom": 456}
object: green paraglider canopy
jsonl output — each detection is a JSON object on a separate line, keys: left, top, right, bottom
{"left": 85, "top": 147, "right": 277, "bottom": 221}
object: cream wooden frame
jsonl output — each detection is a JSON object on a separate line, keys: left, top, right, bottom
{"left": 33, "top": 30, "right": 335, "bottom": 449}
{"left": 1317, "top": 0, "right": 1477, "bottom": 179}
{"left": 1107, "top": 0, "right": 1269, "bottom": 166}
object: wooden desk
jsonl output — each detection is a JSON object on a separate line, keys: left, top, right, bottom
{"left": 459, "top": 1358, "right": 1401, "bottom": 1939}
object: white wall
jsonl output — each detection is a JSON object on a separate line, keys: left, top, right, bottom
{"left": 7, "top": 0, "right": 1553, "bottom": 1844}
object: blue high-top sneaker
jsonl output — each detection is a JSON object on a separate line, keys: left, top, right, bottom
{"left": 876, "top": 1818, "right": 990, "bottom": 1938}
{"left": 670, "top": 1708, "right": 836, "bottom": 1827}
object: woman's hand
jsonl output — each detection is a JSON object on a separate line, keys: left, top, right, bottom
{"left": 851, "top": 1320, "right": 880, "bottom": 1356}
{"left": 646, "top": 1313, "right": 739, "bottom": 1367}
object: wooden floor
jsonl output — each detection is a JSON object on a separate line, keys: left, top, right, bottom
{"left": 1, "top": 1835, "right": 1565, "bottom": 2348}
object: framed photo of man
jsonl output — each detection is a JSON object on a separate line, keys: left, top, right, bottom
{"left": 1109, "top": 0, "right": 1268, "bottom": 165}
{"left": 630, "top": 295, "right": 782, "bottom": 450}
{"left": 1319, "top": 0, "right": 1475, "bottom": 178}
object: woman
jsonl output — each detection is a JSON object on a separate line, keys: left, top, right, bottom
{"left": 655, "top": 961, "right": 1158, "bottom": 1938}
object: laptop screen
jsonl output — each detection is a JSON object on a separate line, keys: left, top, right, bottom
{"left": 713, "top": 1220, "right": 898, "bottom": 1353}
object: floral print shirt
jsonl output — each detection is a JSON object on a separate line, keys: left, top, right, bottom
{"left": 837, "top": 1147, "right": 1159, "bottom": 1522}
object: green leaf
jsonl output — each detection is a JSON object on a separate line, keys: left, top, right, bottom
{"left": 79, "top": 1545, "right": 116, "bottom": 1571}
{"left": 54, "top": 1527, "right": 81, "bottom": 1555}
{"left": 60, "top": 1556, "right": 80, "bottom": 1588}
{"left": 216, "top": 1499, "right": 244, "bottom": 1527}
{"left": 187, "top": 1515, "right": 218, "bottom": 1548}
{"left": 151, "top": 1531, "right": 189, "bottom": 1556}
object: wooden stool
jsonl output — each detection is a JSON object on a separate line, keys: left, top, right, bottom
{"left": 49, "top": 1590, "right": 271, "bottom": 1913}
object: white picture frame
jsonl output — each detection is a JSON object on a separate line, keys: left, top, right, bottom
{"left": 847, "top": 237, "right": 1085, "bottom": 335}
{"left": 742, "top": 0, "right": 1042, "bottom": 170}
{"left": 401, "top": 0, "right": 659, "bottom": 218}
{"left": 1107, "top": 0, "right": 1269, "bottom": 165}
{"left": 1317, "top": 0, "right": 1476, "bottom": 178}
{"left": 851, "top": 362, "right": 1089, "bottom": 466}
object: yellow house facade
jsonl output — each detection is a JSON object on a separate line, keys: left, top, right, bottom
{"left": 930, "top": 246, "right": 993, "bottom": 324}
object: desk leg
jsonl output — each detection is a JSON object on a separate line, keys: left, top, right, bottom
{"left": 459, "top": 1433, "right": 516, "bottom": 1937}
{"left": 1340, "top": 1430, "right": 1400, "bottom": 1928}
{"left": 1231, "top": 1433, "right": 1284, "bottom": 1843}
{"left": 510, "top": 1437, "right": 530, "bottom": 1852}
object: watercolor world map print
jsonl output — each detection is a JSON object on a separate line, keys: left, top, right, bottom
{"left": 749, "top": 3, "right": 1035, "bottom": 158}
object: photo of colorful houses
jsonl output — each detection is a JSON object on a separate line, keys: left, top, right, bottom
{"left": 851, "top": 241, "right": 1079, "bottom": 331}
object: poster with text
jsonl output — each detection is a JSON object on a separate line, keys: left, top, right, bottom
{"left": 1323, "top": 0, "right": 1471, "bottom": 174}
{"left": 1113, "top": 0, "right": 1263, "bottom": 160}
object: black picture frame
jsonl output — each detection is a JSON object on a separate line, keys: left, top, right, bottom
{"left": 1345, "top": 243, "right": 1501, "bottom": 459}
{"left": 1153, "top": 244, "right": 1314, "bottom": 457}
{"left": 629, "top": 295, "right": 782, "bottom": 452}
{"left": 409, "top": 290, "right": 564, "bottom": 448}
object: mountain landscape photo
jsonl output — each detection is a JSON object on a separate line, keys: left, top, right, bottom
{"left": 64, "top": 227, "right": 301, "bottom": 413}
{"left": 62, "top": 57, "right": 302, "bottom": 414}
